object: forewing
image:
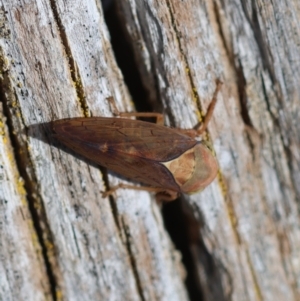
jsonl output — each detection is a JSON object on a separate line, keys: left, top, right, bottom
{"left": 52, "top": 117, "right": 197, "bottom": 162}
{"left": 54, "top": 134, "right": 180, "bottom": 191}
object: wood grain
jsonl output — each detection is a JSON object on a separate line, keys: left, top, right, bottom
{"left": 0, "top": 1, "right": 188, "bottom": 300}
{"left": 115, "top": 0, "right": 300, "bottom": 300}
{"left": 0, "top": 0, "right": 299, "bottom": 301}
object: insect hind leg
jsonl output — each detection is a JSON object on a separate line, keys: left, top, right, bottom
{"left": 102, "top": 183, "right": 162, "bottom": 198}
{"left": 102, "top": 183, "right": 179, "bottom": 202}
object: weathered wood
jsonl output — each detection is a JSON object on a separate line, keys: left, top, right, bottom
{"left": 0, "top": 103, "right": 51, "bottom": 301}
{"left": 0, "top": 1, "right": 188, "bottom": 301}
{"left": 115, "top": 0, "right": 300, "bottom": 300}
{"left": 1, "top": 0, "right": 300, "bottom": 300}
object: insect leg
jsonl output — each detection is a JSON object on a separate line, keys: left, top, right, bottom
{"left": 102, "top": 184, "right": 179, "bottom": 202}
{"left": 166, "top": 80, "right": 222, "bottom": 138}
{"left": 102, "top": 183, "right": 165, "bottom": 197}
{"left": 106, "top": 97, "right": 164, "bottom": 125}
{"left": 195, "top": 79, "right": 222, "bottom": 135}
{"left": 155, "top": 190, "right": 179, "bottom": 203}
{"left": 119, "top": 112, "right": 164, "bottom": 125}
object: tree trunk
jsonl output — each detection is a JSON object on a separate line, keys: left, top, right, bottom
{"left": 0, "top": 1, "right": 299, "bottom": 301}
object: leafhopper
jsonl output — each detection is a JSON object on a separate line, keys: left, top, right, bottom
{"left": 53, "top": 81, "right": 221, "bottom": 201}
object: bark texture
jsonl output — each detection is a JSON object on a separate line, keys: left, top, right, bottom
{"left": 0, "top": 1, "right": 299, "bottom": 301}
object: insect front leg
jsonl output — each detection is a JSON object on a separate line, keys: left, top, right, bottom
{"left": 195, "top": 79, "right": 222, "bottom": 135}
{"left": 174, "top": 79, "right": 223, "bottom": 138}
{"left": 106, "top": 96, "right": 164, "bottom": 125}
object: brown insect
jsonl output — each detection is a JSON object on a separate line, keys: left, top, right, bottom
{"left": 52, "top": 80, "right": 222, "bottom": 202}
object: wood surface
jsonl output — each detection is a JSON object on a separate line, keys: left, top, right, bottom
{"left": 0, "top": 0, "right": 299, "bottom": 301}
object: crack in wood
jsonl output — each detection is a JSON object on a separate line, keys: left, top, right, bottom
{"left": 49, "top": 0, "right": 90, "bottom": 118}
{"left": 0, "top": 69, "right": 59, "bottom": 301}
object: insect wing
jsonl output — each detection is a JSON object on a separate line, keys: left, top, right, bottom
{"left": 53, "top": 117, "right": 197, "bottom": 162}
{"left": 52, "top": 117, "right": 197, "bottom": 191}
{"left": 55, "top": 134, "right": 180, "bottom": 191}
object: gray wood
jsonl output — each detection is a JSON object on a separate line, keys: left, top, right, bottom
{"left": 0, "top": 1, "right": 188, "bottom": 301}
{"left": 1, "top": 0, "right": 300, "bottom": 300}
{"left": 0, "top": 103, "right": 51, "bottom": 301}
{"left": 115, "top": 0, "right": 300, "bottom": 300}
